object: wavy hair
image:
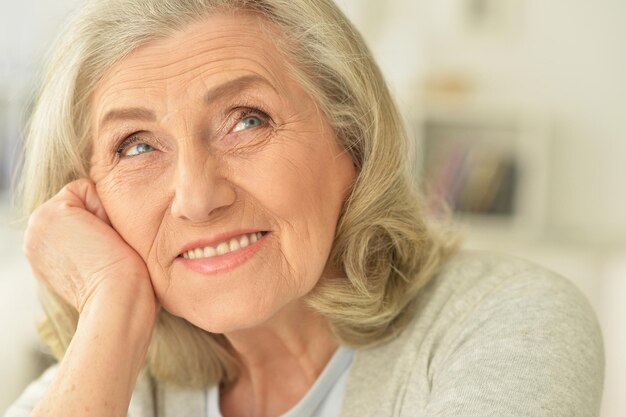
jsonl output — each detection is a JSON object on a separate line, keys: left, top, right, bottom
{"left": 13, "top": 0, "right": 460, "bottom": 388}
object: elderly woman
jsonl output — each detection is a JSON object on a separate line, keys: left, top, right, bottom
{"left": 6, "top": 0, "right": 603, "bottom": 416}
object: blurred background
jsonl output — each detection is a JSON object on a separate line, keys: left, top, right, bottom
{"left": 0, "top": 0, "right": 624, "bottom": 415}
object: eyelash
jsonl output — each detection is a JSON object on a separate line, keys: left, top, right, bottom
{"left": 114, "top": 106, "right": 271, "bottom": 157}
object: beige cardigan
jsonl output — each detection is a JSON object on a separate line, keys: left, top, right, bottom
{"left": 5, "top": 250, "right": 605, "bottom": 417}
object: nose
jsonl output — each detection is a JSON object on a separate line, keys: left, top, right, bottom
{"left": 169, "top": 144, "right": 236, "bottom": 222}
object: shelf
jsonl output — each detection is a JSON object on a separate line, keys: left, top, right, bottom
{"left": 414, "top": 100, "right": 551, "bottom": 239}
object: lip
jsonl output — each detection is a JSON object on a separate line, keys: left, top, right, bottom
{"left": 176, "top": 231, "right": 269, "bottom": 275}
{"left": 177, "top": 229, "right": 268, "bottom": 257}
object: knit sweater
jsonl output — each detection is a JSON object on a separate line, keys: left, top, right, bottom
{"left": 5, "top": 250, "right": 605, "bottom": 417}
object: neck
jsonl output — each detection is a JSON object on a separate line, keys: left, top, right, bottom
{"left": 220, "top": 301, "right": 338, "bottom": 417}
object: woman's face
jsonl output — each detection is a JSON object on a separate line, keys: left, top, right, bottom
{"left": 88, "top": 12, "right": 356, "bottom": 333}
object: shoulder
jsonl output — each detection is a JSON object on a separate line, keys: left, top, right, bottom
{"left": 421, "top": 248, "right": 585, "bottom": 302}
{"left": 345, "top": 249, "right": 605, "bottom": 417}
{"left": 406, "top": 249, "right": 605, "bottom": 368}
{"left": 410, "top": 249, "right": 603, "bottom": 337}
{"left": 409, "top": 249, "right": 605, "bottom": 416}
{"left": 413, "top": 252, "right": 605, "bottom": 416}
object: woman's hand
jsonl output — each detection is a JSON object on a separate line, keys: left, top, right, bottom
{"left": 23, "top": 177, "right": 155, "bottom": 313}
{"left": 22, "top": 178, "right": 158, "bottom": 417}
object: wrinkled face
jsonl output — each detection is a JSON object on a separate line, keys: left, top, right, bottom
{"left": 88, "top": 12, "right": 357, "bottom": 333}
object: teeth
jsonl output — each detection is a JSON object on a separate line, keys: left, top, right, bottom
{"left": 228, "top": 238, "right": 240, "bottom": 252}
{"left": 216, "top": 242, "right": 230, "bottom": 255}
{"left": 182, "top": 232, "right": 265, "bottom": 259}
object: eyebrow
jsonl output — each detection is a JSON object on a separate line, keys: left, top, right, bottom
{"left": 98, "top": 74, "right": 277, "bottom": 132}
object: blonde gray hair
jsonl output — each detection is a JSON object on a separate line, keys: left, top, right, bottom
{"left": 14, "top": 0, "right": 460, "bottom": 388}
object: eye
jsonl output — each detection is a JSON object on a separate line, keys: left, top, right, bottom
{"left": 115, "top": 135, "right": 156, "bottom": 158}
{"left": 230, "top": 109, "right": 269, "bottom": 134}
{"left": 126, "top": 142, "right": 155, "bottom": 157}
{"left": 233, "top": 116, "right": 262, "bottom": 132}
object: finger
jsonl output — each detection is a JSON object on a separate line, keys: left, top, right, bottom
{"left": 65, "top": 179, "right": 112, "bottom": 225}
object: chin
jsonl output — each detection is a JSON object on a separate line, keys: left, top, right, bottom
{"left": 161, "top": 294, "right": 287, "bottom": 335}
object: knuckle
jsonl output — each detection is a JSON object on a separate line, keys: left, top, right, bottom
{"left": 28, "top": 204, "right": 52, "bottom": 227}
{"left": 25, "top": 211, "right": 41, "bottom": 236}
{"left": 21, "top": 239, "right": 31, "bottom": 257}
{"left": 22, "top": 230, "right": 38, "bottom": 260}
{"left": 67, "top": 178, "right": 93, "bottom": 193}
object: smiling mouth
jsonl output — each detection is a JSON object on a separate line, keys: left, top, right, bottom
{"left": 178, "top": 231, "right": 269, "bottom": 260}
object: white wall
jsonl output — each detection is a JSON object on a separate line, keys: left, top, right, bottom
{"left": 0, "top": 0, "right": 83, "bottom": 87}
{"left": 523, "top": 0, "right": 626, "bottom": 243}
{"left": 337, "top": 0, "right": 626, "bottom": 245}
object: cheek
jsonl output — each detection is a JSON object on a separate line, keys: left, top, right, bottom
{"left": 232, "top": 139, "right": 350, "bottom": 281}
{"left": 94, "top": 168, "right": 168, "bottom": 261}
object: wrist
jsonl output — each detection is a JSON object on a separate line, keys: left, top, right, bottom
{"left": 82, "top": 270, "right": 157, "bottom": 317}
{"left": 78, "top": 273, "right": 157, "bottom": 349}
{"left": 73, "top": 281, "right": 157, "bottom": 378}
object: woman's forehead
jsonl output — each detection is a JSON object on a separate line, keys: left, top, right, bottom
{"left": 90, "top": 12, "right": 292, "bottom": 131}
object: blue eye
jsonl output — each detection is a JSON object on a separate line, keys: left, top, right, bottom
{"left": 125, "top": 142, "right": 155, "bottom": 157}
{"left": 233, "top": 115, "right": 263, "bottom": 133}
{"left": 116, "top": 135, "right": 155, "bottom": 157}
